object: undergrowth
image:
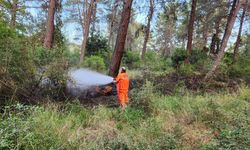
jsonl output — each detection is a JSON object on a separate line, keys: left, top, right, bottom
{"left": 1, "top": 83, "right": 250, "bottom": 149}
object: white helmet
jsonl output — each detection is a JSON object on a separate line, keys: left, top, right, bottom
{"left": 121, "top": 67, "right": 126, "bottom": 71}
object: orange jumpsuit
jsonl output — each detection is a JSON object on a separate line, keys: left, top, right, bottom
{"left": 115, "top": 72, "right": 129, "bottom": 106}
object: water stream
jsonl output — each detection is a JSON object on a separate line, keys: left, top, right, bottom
{"left": 67, "top": 68, "right": 114, "bottom": 97}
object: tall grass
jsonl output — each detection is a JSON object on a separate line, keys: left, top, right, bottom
{"left": 1, "top": 84, "right": 250, "bottom": 149}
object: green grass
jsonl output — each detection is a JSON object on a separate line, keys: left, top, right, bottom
{"left": 1, "top": 84, "right": 250, "bottom": 149}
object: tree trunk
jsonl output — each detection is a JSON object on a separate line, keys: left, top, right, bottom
{"left": 90, "top": 1, "right": 97, "bottom": 37}
{"left": 79, "top": 0, "right": 95, "bottom": 64}
{"left": 43, "top": 0, "right": 56, "bottom": 49}
{"left": 185, "top": 0, "right": 197, "bottom": 64}
{"left": 202, "top": 11, "right": 211, "bottom": 47}
{"left": 210, "top": 34, "right": 216, "bottom": 54}
{"left": 163, "top": 23, "right": 173, "bottom": 57}
{"left": 125, "top": 30, "right": 133, "bottom": 51}
{"left": 202, "top": 27, "right": 208, "bottom": 47}
{"left": 108, "top": 0, "right": 119, "bottom": 48}
{"left": 109, "top": 0, "right": 133, "bottom": 77}
{"left": 141, "top": 0, "right": 153, "bottom": 60}
{"left": 210, "top": 17, "right": 222, "bottom": 54}
{"left": 10, "top": 0, "right": 18, "bottom": 28}
{"left": 204, "top": 0, "right": 243, "bottom": 81}
{"left": 233, "top": 3, "right": 247, "bottom": 63}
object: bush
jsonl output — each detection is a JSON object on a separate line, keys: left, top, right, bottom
{"left": 86, "top": 34, "right": 112, "bottom": 67}
{"left": 219, "top": 53, "right": 250, "bottom": 79}
{"left": 130, "top": 81, "right": 156, "bottom": 113}
{"left": 0, "top": 22, "right": 31, "bottom": 80}
{"left": 33, "top": 47, "right": 65, "bottom": 66}
{"left": 178, "top": 63, "right": 195, "bottom": 76}
{"left": 223, "top": 52, "right": 234, "bottom": 66}
{"left": 143, "top": 51, "right": 171, "bottom": 71}
{"left": 191, "top": 49, "right": 211, "bottom": 72}
{"left": 122, "top": 51, "right": 141, "bottom": 69}
{"left": 40, "top": 58, "right": 68, "bottom": 99}
{"left": 0, "top": 21, "right": 68, "bottom": 102}
{"left": 202, "top": 127, "right": 250, "bottom": 149}
{"left": 64, "top": 48, "right": 80, "bottom": 67}
{"left": 1, "top": 87, "right": 250, "bottom": 149}
{"left": 228, "top": 54, "right": 250, "bottom": 78}
{"left": 171, "top": 48, "right": 210, "bottom": 72}
{"left": 0, "top": 103, "right": 39, "bottom": 149}
{"left": 86, "top": 34, "right": 109, "bottom": 56}
{"left": 171, "top": 48, "right": 187, "bottom": 68}
{"left": 82, "top": 55, "right": 106, "bottom": 72}
{"left": 0, "top": 22, "right": 36, "bottom": 102}
{"left": 122, "top": 51, "right": 171, "bottom": 71}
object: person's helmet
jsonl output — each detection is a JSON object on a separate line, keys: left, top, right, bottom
{"left": 121, "top": 67, "right": 126, "bottom": 71}
{"left": 121, "top": 67, "right": 126, "bottom": 72}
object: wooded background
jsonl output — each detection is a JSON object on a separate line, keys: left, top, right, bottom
{"left": 1, "top": 1, "right": 250, "bottom": 149}
{"left": 0, "top": 0, "right": 250, "bottom": 98}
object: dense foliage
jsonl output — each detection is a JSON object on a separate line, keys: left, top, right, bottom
{"left": 0, "top": 0, "right": 250, "bottom": 149}
{"left": 1, "top": 84, "right": 249, "bottom": 149}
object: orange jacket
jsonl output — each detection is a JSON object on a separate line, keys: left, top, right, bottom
{"left": 115, "top": 72, "right": 129, "bottom": 93}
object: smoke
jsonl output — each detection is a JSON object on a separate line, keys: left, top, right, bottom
{"left": 67, "top": 68, "right": 114, "bottom": 96}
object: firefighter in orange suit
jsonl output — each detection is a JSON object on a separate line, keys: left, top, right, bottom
{"left": 114, "top": 67, "right": 129, "bottom": 109}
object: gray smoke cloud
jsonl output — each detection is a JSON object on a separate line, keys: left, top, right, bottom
{"left": 67, "top": 68, "right": 114, "bottom": 96}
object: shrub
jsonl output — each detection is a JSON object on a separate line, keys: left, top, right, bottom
{"left": 0, "top": 22, "right": 30, "bottom": 80}
{"left": 202, "top": 127, "right": 250, "bottom": 149}
{"left": 40, "top": 58, "right": 68, "bottom": 99}
{"left": 130, "top": 81, "right": 156, "bottom": 113}
{"left": 191, "top": 49, "right": 211, "bottom": 72}
{"left": 0, "top": 21, "right": 69, "bottom": 102}
{"left": 1, "top": 87, "right": 250, "bottom": 149}
{"left": 64, "top": 47, "right": 80, "bottom": 67}
{"left": 0, "top": 103, "right": 39, "bottom": 149}
{"left": 171, "top": 48, "right": 187, "bottom": 69}
{"left": 86, "top": 34, "right": 109, "bottom": 56}
{"left": 113, "top": 107, "right": 146, "bottom": 128}
{"left": 223, "top": 52, "right": 234, "bottom": 66}
{"left": 33, "top": 47, "right": 65, "bottom": 66}
{"left": 103, "top": 139, "right": 129, "bottom": 150}
{"left": 190, "top": 49, "right": 209, "bottom": 67}
{"left": 178, "top": 63, "right": 195, "bottom": 76}
{"left": 122, "top": 51, "right": 171, "bottom": 71}
{"left": 228, "top": 54, "right": 250, "bottom": 78}
{"left": 143, "top": 51, "right": 171, "bottom": 71}
{"left": 82, "top": 55, "right": 106, "bottom": 72}
{"left": 171, "top": 48, "right": 209, "bottom": 72}
{"left": 0, "top": 22, "right": 36, "bottom": 102}
{"left": 86, "top": 34, "right": 112, "bottom": 67}
{"left": 26, "top": 46, "right": 68, "bottom": 100}
{"left": 122, "top": 51, "right": 141, "bottom": 69}
{"left": 152, "top": 95, "right": 183, "bottom": 113}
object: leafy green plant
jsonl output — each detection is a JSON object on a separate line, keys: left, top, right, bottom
{"left": 130, "top": 81, "right": 156, "bottom": 113}
{"left": 64, "top": 48, "right": 80, "bottom": 67}
{"left": 122, "top": 51, "right": 141, "bottom": 69}
{"left": 86, "top": 34, "right": 112, "bottom": 67}
{"left": 202, "top": 127, "right": 250, "bottom": 149}
{"left": 86, "top": 34, "right": 109, "bottom": 56}
{"left": 228, "top": 54, "right": 250, "bottom": 78}
{"left": 171, "top": 48, "right": 187, "bottom": 69}
{"left": 82, "top": 55, "right": 106, "bottom": 72}
{"left": 178, "top": 63, "right": 195, "bottom": 76}
{"left": 33, "top": 47, "right": 64, "bottom": 66}
{"left": 0, "top": 21, "right": 36, "bottom": 102}
{"left": 171, "top": 48, "right": 209, "bottom": 72}
{"left": 143, "top": 51, "right": 171, "bottom": 71}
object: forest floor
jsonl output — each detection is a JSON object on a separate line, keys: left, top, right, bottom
{"left": 1, "top": 69, "right": 250, "bottom": 149}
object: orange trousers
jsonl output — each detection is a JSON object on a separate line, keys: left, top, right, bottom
{"left": 118, "top": 92, "right": 128, "bottom": 106}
